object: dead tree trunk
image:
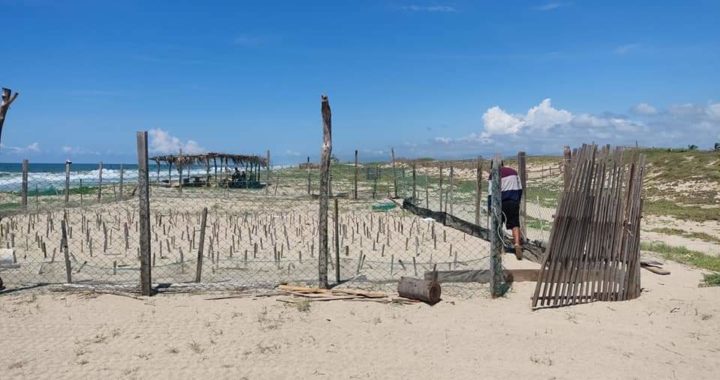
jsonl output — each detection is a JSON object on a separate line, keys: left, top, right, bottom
{"left": 0, "top": 88, "right": 20, "bottom": 146}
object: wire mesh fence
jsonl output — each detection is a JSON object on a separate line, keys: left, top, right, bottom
{"left": 0, "top": 149, "right": 565, "bottom": 297}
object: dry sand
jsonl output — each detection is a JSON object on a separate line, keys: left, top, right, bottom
{"left": 2, "top": 255, "right": 718, "bottom": 380}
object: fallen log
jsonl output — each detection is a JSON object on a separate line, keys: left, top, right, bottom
{"left": 397, "top": 276, "right": 441, "bottom": 305}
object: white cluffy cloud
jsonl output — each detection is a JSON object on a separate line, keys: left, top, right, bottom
{"left": 481, "top": 98, "right": 574, "bottom": 136}
{"left": 0, "top": 142, "right": 40, "bottom": 154}
{"left": 631, "top": 103, "right": 657, "bottom": 115}
{"left": 148, "top": 129, "right": 205, "bottom": 154}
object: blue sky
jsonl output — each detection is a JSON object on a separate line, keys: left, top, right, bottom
{"left": 1, "top": 0, "right": 719, "bottom": 164}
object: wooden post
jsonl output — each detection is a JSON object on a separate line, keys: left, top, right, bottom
{"left": 97, "top": 162, "right": 103, "bottom": 201}
{"left": 354, "top": 149, "right": 358, "bottom": 200}
{"left": 563, "top": 146, "right": 572, "bottom": 191}
{"left": 0, "top": 88, "right": 20, "bottom": 144}
{"left": 318, "top": 95, "right": 332, "bottom": 289}
{"left": 412, "top": 161, "right": 417, "bottom": 201}
{"left": 265, "top": 149, "right": 271, "bottom": 194}
{"left": 449, "top": 166, "right": 454, "bottom": 214}
{"left": 517, "top": 151, "right": 527, "bottom": 239}
{"left": 307, "top": 156, "right": 311, "bottom": 195}
{"left": 490, "top": 155, "right": 507, "bottom": 298}
{"left": 21, "top": 159, "right": 28, "bottom": 209}
{"left": 475, "top": 157, "right": 483, "bottom": 225}
{"left": 334, "top": 198, "right": 340, "bottom": 284}
{"left": 438, "top": 164, "right": 443, "bottom": 211}
{"left": 391, "top": 148, "right": 398, "bottom": 198}
{"left": 136, "top": 132, "right": 153, "bottom": 296}
{"left": 119, "top": 164, "right": 124, "bottom": 199}
{"left": 61, "top": 220, "right": 72, "bottom": 283}
{"left": 64, "top": 161, "right": 71, "bottom": 204}
{"left": 195, "top": 207, "right": 208, "bottom": 283}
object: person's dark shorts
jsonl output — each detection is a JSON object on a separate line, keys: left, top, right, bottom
{"left": 501, "top": 200, "right": 520, "bottom": 230}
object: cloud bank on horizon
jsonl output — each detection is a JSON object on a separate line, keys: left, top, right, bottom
{"left": 431, "top": 99, "right": 720, "bottom": 157}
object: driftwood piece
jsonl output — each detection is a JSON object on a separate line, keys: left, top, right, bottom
{"left": 397, "top": 276, "right": 441, "bottom": 304}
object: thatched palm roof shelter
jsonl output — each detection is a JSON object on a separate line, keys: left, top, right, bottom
{"left": 150, "top": 152, "right": 268, "bottom": 186}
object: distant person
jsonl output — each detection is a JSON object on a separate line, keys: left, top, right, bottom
{"left": 488, "top": 163, "right": 524, "bottom": 260}
{"left": 240, "top": 171, "right": 247, "bottom": 181}
{"left": 232, "top": 167, "right": 241, "bottom": 181}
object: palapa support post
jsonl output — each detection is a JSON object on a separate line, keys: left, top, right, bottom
{"left": 354, "top": 149, "right": 358, "bottom": 200}
{"left": 195, "top": 207, "right": 208, "bottom": 283}
{"left": 64, "top": 161, "right": 71, "bottom": 204}
{"left": 334, "top": 198, "right": 340, "bottom": 284}
{"left": 21, "top": 159, "right": 28, "bottom": 209}
{"left": 318, "top": 95, "right": 332, "bottom": 289}
{"left": 136, "top": 132, "right": 153, "bottom": 296}
{"left": 475, "top": 157, "right": 483, "bottom": 225}
{"left": 0, "top": 88, "right": 20, "bottom": 145}
{"left": 517, "top": 151, "right": 527, "bottom": 238}
{"left": 489, "top": 155, "right": 508, "bottom": 298}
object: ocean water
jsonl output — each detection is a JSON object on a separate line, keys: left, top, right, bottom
{"left": 0, "top": 162, "right": 223, "bottom": 192}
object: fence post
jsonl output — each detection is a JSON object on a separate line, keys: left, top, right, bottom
{"left": 119, "top": 164, "right": 124, "bottom": 200}
{"left": 490, "top": 155, "right": 508, "bottom": 298}
{"left": 61, "top": 220, "right": 72, "bottom": 283}
{"left": 21, "top": 159, "right": 28, "bottom": 209}
{"left": 448, "top": 166, "right": 454, "bottom": 214}
{"left": 334, "top": 198, "right": 340, "bottom": 284}
{"left": 518, "top": 151, "right": 527, "bottom": 239}
{"left": 136, "top": 132, "right": 153, "bottom": 296}
{"left": 354, "top": 149, "right": 358, "bottom": 200}
{"left": 265, "top": 149, "right": 271, "bottom": 194}
{"left": 475, "top": 157, "right": 483, "bottom": 225}
{"left": 438, "top": 164, "right": 443, "bottom": 211}
{"left": 563, "top": 146, "right": 572, "bottom": 191}
{"left": 391, "top": 148, "right": 398, "bottom": 198}
{"left": 318, "top": 95, "right": 332, "bottom": 289}
{"left": 412, "top": 161, "right": 417, "bottom": 202}
{"left": 306, "top": 156, "right": 311, "bottom": 195}
{"left": 195, "top": 207, "right": 208, "bottom": 283}
{"left": 64, "top": 161, "right": 71, "bottom": 204}
{"left": 97, "top": 162, "right": 103, "bottom": 201}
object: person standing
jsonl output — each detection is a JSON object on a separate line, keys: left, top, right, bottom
{"left": 488, "top": 163, "right": 524, "bottom": 260}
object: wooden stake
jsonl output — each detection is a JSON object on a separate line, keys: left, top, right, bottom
{"left": 195, "top": 207, "right": 208, "bottom": 283}
{"left": 21, "top": 159, "right": 28, "bottom": 209}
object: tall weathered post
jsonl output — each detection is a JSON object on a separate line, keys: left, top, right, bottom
{"left": 21, "top": 159, "right": 29, "bottom": 209}
{"left": 412, "top": 161, "right": 417, "bottom": 202}
{"left": 354, "top": 149, "right": 358, "bottom": 200}
{"left": 475, "top": 157, "right": 483, "bottom": 225}
{"left": 489, "top": 155, "right": 508, "bottom": 298}
{"left": 306, "top": 156, "right": 311, "bottom": 195}
{"left": 64, "top": 161, "right": 71, "bottom": 204}
{"left": 318, "top": 95, "right": 332, "bottom": 289}
{"left": 391, "top": 148, "right": 398, "bottom": 198}
{"left": 97, "top": 162, "right": 103, "bottom": 201}
{"left": 518, "top": 151, "right": 527, "bottom": 238}
{"left": 265, "top": 150, "right": 271, "bottom": 194}
{"left": 136, "top": 132, "right": 153, "bottom": 296}
{"left": 195, "top": 207, "right": 208, "bottom": 283}
{"left": 334, "top": 198, "right": 340, "bottom": 284}
{"left": 119, "top": 164, "right": 124, "bottom": 199}
{"left": 563, "top": 146, "right": 572, "bottom": 191}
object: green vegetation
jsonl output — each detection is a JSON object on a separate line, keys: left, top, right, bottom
{"left": 526, "top": 216, "right": 551, "bottom": 230}
{"left": 649, "top": 227, "right": 720, "bottom": 244}
{"left": 641, "top": 241, "right": 720, "bottom": 273}
{"left": 703, "top": 272, "right": 720, "bottom": 287}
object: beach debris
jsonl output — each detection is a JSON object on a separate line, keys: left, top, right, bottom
{"left": 397, "top": 276, "right": 441, "bottom": 305}
{"left": 641, "top": 259, "right": 670, "bottom": 275}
